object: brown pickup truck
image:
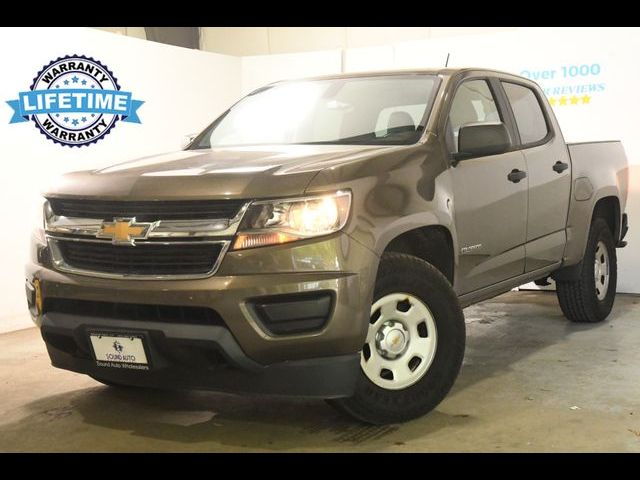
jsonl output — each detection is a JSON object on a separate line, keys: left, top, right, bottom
{"left": 26, "top": 68, "right": 629, "bottom": 424}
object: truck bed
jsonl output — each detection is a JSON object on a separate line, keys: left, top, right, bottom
{"left": 563, "top": 140, "right": 629, "bottom": 265}
{"left": 567, "top": 140, "right": 628, "bottom": 206}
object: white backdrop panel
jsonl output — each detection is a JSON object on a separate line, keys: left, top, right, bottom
{"left": 241, "top": 50, "right": 341, "bottom": 94}
{"left": 343, "top": 45, "right": 395, "bottom": 73}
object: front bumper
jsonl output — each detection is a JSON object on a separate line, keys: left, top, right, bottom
{"left": 26, "top": 233, "right": 378, "bottom": 397}
{"left": 41, "top": 312, "right": 360, "bottom": 397}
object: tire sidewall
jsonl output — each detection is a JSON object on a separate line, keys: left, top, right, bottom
{"left": 585, "top": 218, "right": 617, "bottom": 319}
{"left": 350, "top": 254, "right": 466, "bottom": 421}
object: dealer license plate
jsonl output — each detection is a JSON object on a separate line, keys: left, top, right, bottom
{"left": 89, "top": 333, "right": 149, "bottom": 370}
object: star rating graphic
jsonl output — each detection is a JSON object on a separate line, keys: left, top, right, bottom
{"left": 547, "top": 95, "right": 592, "bottom": 107}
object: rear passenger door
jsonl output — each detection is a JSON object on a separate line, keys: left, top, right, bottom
{"left": 500, "top": 81, "right": 571, "bottom": 272}
{"left": 446, "top": 78, "right": 528, "bottom": 295}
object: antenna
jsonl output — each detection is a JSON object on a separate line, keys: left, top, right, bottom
{"left": 445, "top": 53, "right": 450, "bottom": 67}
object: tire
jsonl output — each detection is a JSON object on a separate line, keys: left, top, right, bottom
{"left": 556, "top": 217, "right": 617, "bottom": 323}
{"left": 330, "top": 253, "right": 466, "bottom": 425}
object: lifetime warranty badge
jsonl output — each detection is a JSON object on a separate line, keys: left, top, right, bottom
{"left": 6, "top": 55, "right": 144, "bottom": 147}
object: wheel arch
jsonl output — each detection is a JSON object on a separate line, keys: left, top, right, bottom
{"left": 554, "top": 193, "right": 621, "bottom": 282}
{"left": 592, "top": 195, "right": 621, "bottom": 240}
{"left": 381, "top": 224, "right": 455, "bottom": 286}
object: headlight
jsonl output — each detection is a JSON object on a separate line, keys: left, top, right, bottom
{"left": 233, "top": 190, "right": 351, "bottom": 250}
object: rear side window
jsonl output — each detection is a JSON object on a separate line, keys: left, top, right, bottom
{"left": 502, "top": 82, "right": 549, "bottom": 145}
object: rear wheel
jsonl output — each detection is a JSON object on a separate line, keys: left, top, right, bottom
{"left": 556, "top": 217, "right": 617, "bottom": 323}
{"left": 330, "top": 253, "right": 465, "bottom": 424}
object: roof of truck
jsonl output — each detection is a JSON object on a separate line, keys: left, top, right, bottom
{"left": 287, "top": 68, "right": 524, "bottom": 82}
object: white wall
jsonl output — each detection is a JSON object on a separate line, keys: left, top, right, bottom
{"left": 200, "top": 27, "right": 519, "bottom": 56}
{"left": 94, "top": 27, "right": 147, "bottom": 40}
{"left": 240, "top": 27, "right": 640, "bottom": 294}
{"left": 94, "top": 27, "right": 519, "bottom": 56}
{"left": 241, "top": 50, "right": 342, "bottom": 94}
{"left": 0, "top": 27, "right": 241, "bottom": 332}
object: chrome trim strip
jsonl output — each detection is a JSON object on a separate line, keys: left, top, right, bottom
{"left": 47, "top": 236, "right": 230, "bottom": 280}
{"left": 150, "top": 219, "right": 234, "bottom": 237}
{"left": 44, "top": 201, "right": 251, "bottom": 239}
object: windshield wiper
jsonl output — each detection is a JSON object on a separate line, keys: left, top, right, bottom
{"left": 300, "top": 128, "right": 421, "bottom": 146}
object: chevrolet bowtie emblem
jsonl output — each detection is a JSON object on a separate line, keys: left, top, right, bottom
{"left": 97, "top": 217, "right": 154, "bottom": 245}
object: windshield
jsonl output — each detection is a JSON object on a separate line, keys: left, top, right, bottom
{"left": 191, "top": 74, "right": 439, "bottom": 148}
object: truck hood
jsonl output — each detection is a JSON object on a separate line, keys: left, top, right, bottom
{"left": 46, "top": 144, "right": 393, "bottom": 200}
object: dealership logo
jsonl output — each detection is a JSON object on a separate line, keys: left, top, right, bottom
{"left": 113, "top": 340, "right": 124, "bottom": 353}
{"left": 6, "top": 55, "right": 144, "bottom": 147}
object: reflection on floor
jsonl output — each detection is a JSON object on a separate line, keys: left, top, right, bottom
{"left": 1, "top": 291, "right": 639, "bottom": 452}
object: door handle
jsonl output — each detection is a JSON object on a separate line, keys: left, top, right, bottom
{"left": 507, "top": 169, "right": 527, "bottom": 183}
{"left": 553, "top": 161, "right": 569, "bottom": 173}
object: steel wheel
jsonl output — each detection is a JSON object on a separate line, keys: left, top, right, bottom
{"left": 361, "top": 292, "right": 437, "bottom": 390}
{"left": 330, "top": 253, "right": 465, "bottom": 424}
{"left": 594, "top": 240, "right": 610, "bottom": 301}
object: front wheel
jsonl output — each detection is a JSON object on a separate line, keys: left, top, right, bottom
{"left": 556, "top": 217, "right": 617, "bottom": 323}
{"left": 330, "top": 253, "right": 466, "bottom": 425}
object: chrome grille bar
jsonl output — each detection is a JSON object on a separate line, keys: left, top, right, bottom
{"left": 44, "top": 202, "right": 250, "bottom": 239}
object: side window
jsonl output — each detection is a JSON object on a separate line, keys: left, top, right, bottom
{"left": 446, "top": 79, "right": 501, "bottom": 153}
{"left": 502, "top": 82, "right": 549, "bottom": 145}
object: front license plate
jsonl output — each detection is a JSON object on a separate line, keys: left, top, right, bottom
{"left": 89, "top": 333, "right": 150, "bottom": 370}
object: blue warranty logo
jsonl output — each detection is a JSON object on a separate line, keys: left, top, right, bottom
{"left": 6, "top": 55, "right": 143, "bottom": 147}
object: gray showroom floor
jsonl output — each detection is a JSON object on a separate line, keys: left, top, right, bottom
{"left": 1, "top": 290, "right": 640, "bottom": 452}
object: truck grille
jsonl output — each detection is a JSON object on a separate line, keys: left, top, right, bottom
{"left": 56, "top": 241, "right": 225, "bottom": 276}
{"left": 48, "top": 198, "right": 245, "bottom": 222}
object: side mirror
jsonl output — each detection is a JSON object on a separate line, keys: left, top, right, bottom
{"left": 181, "top": 133, "right": 198, "bottom": 149}
{"left": 456, "top": 122, "right": 511, "bottom": 160}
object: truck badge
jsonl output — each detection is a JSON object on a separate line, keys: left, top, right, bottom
{"left": 97, "top": 218, "right": 153, "bottom": 246}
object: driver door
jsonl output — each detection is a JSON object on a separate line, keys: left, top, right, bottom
{"left": 446, "top": 78, "right": 528, "bottom": 295}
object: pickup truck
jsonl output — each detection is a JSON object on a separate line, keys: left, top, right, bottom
{"left": 26, "top": 68, "right": 629, "bottom": 425}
